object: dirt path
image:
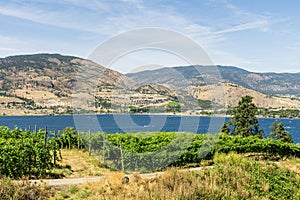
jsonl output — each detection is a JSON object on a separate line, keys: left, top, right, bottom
{"left": 29, "top": 166, "right": 214, "bottom": 187}
{"left": 136, "top": 166, "right": 213, "bottom": 179}
{"left": 29, "top": 176, "right": 105, "bottom": 187}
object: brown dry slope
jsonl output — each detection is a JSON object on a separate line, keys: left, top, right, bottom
{"left": 1, "top": 54, "right": 300, "bottom": 115}
{"left": 189, "top": 83, "right": 300, "bottom": 109}
{"left": 0, "top": 54, "right": 137, "bottom": 115}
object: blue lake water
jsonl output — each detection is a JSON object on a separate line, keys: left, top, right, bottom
{"left": 0, "top": 114, "right": 299, "bottom": 143}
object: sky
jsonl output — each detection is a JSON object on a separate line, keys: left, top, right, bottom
{"left": 0, "top": 0, "right": 300, "bottom": 73}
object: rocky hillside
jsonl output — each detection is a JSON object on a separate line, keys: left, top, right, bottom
{"left": 135, "top": 84, "right": 174, "bottom": 95}
{"left": 127, "top": 65, "right": 300, "bottom": 95}
{"left": 0, "top": 54, "right": 137, "bottom": 115}
{"left": 188, "top": 83, "right": 300, "bottom": 109}
{"left": 0, "top": 54, "right": 136, "bottom": 94}
{"left": 1, "top": 54, "right": 300, "bottom": 115}
{"left": 0, "top": 54, "right": 174, "bottom": 115}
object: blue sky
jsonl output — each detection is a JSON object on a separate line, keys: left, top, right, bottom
{"left": 0, "top": 0, "right": 299, "bottom": 73}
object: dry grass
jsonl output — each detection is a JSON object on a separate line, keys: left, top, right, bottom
{"left": 191, "top": 83, "right": 300, "bottom": 109}
{"left": 0, "top": 177, "right": 53, "bottom": 200}
{"left": 0, "top": 106, "right": 54, "bottom": 115}
{"left": 0, "top": 96, "right": 24, "bottom": 103}
{"left": 277, "top": 157, "right": 300, "bottom": 175}
{"left": 52, "top": 149, "right": 110, "bottom": 178}
{"left": 2, "top": 148, "right": 298, "bottom": 199}
{"left": 13, "top": 89, "right": 57, "bottom": 101}
{"left": 52, "top": 152, "right": 300, "bottom": 200}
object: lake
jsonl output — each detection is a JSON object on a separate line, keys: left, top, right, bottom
{"left": 0, "top": 114, "right": 299, "bottom": 143}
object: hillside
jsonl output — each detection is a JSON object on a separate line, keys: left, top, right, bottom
{"left": 188, "top": 83, "right": 300, "bottom": 109}
{"left": 1, "top": 54, "right": 300, "bottom": 116}
{"left": 127, "top": 65, "right": 300, "bottom": 95}
{"left": 0, "top": 54, "right": 135, "bottom": 115}
{"left": 0, "top": 54, "right": 176, "bottom": 115}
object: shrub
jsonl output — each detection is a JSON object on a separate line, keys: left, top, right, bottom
{"left": 0, "top": 177, "right": 51, "bottom": 200}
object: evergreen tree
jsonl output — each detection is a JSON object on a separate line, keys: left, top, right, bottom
{"left": 270, "top": 121, "right": 294, "bottom": 143}
{"left": 225, "top": 96, "right": 263, "bottom": 137}
{"left": 220, "top": 123, "right": 230, "bottom": 134}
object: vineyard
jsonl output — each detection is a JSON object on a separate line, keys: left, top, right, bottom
{"left": 0, "top": 126, "right": 54, "bottom": 178}
{"left": 0, "top": 126, "right": 82, "bottom": 178}
{"left": 1, "top": 126, "right": 300, "bottom": 178}
{"left": 80, "top": 131, "right": 300, "bottom": 172}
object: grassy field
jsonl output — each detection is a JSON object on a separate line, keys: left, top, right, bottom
{"left": 1, "top": 149, "right": 300, "bottom": 200}
{"left": 51, "top": 150, "right": 300, "bottom": 200}
{"left": 51, "top": 149, "right": 110, "bottom": 178}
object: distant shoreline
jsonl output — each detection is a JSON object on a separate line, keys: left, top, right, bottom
{"left": 0, "top": 112, "right": 299, "bottom": 120}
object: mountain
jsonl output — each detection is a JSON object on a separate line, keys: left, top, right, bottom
{"left": 0, "top": 54, "right": 138, "bottom": 115}
{"left": 127, "top": 65, "right": 300, "bottom": 95}
{"left": 188, "top": 83, "right": 300, "bottom": 109}
{"left": 1, "top": 54, "right": 300, "bottom": 116}
{"left": 0, "top": 54, "right": 175, "bottom": 115}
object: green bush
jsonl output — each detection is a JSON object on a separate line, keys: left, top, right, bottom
{"left": 58, "top": 127, "right": 83, "bottom": 149}
{"left": 0, "top": 126, "right": 59, "bottom": 178}
{"left": 64, "top": 129, "right": 300, "bottom": 170}
{"left": 216, "top": 134, "right": 300, "bottom": 158}
{"left": 2, "top": 124, "right": 299, "bottom": 176}
{"left": 196, "top": 153, "right": 300, "bottom": 199}
{"left": 79, "top": 131, "right": 300, "bottom": 172}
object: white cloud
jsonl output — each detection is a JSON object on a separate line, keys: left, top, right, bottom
{"left": 0, "top": 2, "right": 210, "bottom": 33}
{"left": 0, "top": 1, "right": 273, "bottom": 38}
{"left": 214, "top": 20, "right": 270, "bottom": 35}
{"left": 224, "top": 1, "right": 270, "bottom": 23}
{"left": 60, "top": 0, "right": 111, "bottom": 11}
{"left": 0, "top": 0, "right": 286, "bottom": 71}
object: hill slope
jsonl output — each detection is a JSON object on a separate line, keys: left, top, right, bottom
{"left": 188, "top": 83, "right": 300, "bottom": 109}
{"left": 127, "top": 65, "right": 300, "bottom": 95}
{"left": 0, "top": 54, "right": 178, "bottom": 115}
{"left": 1, "top": 54, "right": 300, "bottom": 115}
{"left": 0, "top": 54, "right": 138, "bottom": 115}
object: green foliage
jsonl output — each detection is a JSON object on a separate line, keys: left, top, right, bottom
{"left": 0, "top": 126, "right": 60, "bottom": 178}
{"left": 270, "top": 121, "right": 294, "bottom": 143}
{"left": 1, "top": 124, "right": 294, "bottom": 177}
{"left": 165, "top": 101, "right": 181, "bottom": 113}
{"left": 216, "top": 133, "right": 300, "bottom": 158}
{"left": 259, "top": 109, "right": 300, "bottom": 118}
{"left": 55, "top": 152, "right": 300, "bottom": 200}
{"left": 226, "top": 95, "right": 264, "bottom": 137}
{"left": 58, "top": 127, "right": 83, "bottom": 149}
{"left": 220, "top": 123, "right": 230, "bottom": 134}
{"left": 95, "top": 96, "right": 111, "bottom": 109}
{"left": 80, "top": 132, "right": 194, "bottom": 172}
{"left": 205, "top": 153, "right": 300, "bottom": 199}
{"left": 128, "top": 106, "right": 149, "bottom": 113}
{"left": 78, "top": 131, "right": 300, "bottom": 172}
{"left": 0, "top": 126, "right": 287, "bottom": 175}
{"left": 198, "top": 99, "right": 212, "bottom": 109}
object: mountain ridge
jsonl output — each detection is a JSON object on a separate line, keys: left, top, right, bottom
{"left": 1, "top": 53, "right": 300, "bottom": 115}
{"left": 127, "top": 65, "right": 300, "bottom": 95}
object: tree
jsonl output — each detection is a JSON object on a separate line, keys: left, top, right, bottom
{"left": 225, "top": 96, "right": 263, "bottom": 137}
{"left": 270, "top": 121, "right": 293, "bottom": 143}
{"left": 220, "top": 123, "right": 230, "bottom": 134}
{"left": 165, "top": 101, "right": 181, "bottom": 113}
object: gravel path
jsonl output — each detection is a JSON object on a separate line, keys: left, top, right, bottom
{"left": 29, "top": 176, "right": 105, "bottom": 187}
{"left": 29, "top": 166, "right": 214, "bottom": 187}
